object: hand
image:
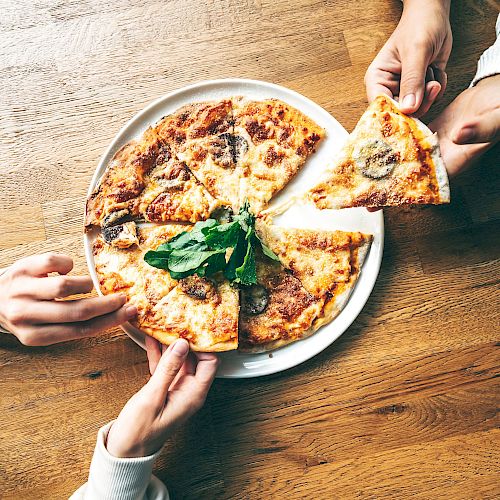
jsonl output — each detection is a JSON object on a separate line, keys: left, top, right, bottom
{"left": 106, "top": 339, "right": 218, "bottom": 458}
{"left": 429, "top": 75, "right": 500, "bottom": 177}
{"left": 365, "top": 0, "right": 452, "bottom": 116}
{"left": 0, "top": 252, "right": 137, "bottom": 346}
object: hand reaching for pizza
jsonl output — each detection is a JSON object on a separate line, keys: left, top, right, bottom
{"left": 106, "top": 339, "right": 218, "bottom": 458}
{"left": 0, "top": 253, "right": 137, "bottom": 346}
{"left": 365, "top": 0, "right": 452, "bottom": 117}
{"left": 429, "top": 75, "right": 500, "bottom": 177}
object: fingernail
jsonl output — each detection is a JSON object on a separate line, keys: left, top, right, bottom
{"left": 172, "top": 339, "right": 189, "bottom": 356}
{"left": 117, "top": 294, "right": 127, "bottom": 304}
{"left": 402, "top": 93, "right": 415, "bottom": 110}
{"left": 455, "top": 126, "right": 475, "bottom": 144}
{"left": 125, "top": 305, "right": 137, "bottom": 319}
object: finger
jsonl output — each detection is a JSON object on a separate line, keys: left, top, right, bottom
{"left": 365, "top": 66, "right": 395, "bottom": 103}
{"left": 452, "top": 110, "right": 500, "bottom": 145}
{"left": 399, "top": 48, "right": 431, "bottom": 113}
{"left": 146, "top": 339, "right": 190, "bottom": 397}
{"left": 24, "top": 294, "right": 127, "bottom": 324}
{"left": 170, "top": 352, "right": 197, "bottom": 391}
{"left": 193, "top": 352, "right": 219, "bottom": 387}
{"left": 145, "top": 335, "right": 163, "bottom": 375}
{"left": 432, "top": 66, "right": 447, "bottom": 100}
{"left": 414, "top": 81, "right": 441, "bottom": 118}
{"left": 14, "top": 253, "right": 74, "bottom": 277}
{"left": 22, "top": 303, "right": 137, "bottom": 346}
{"left": 24, "top": 275, "right": 94, "bottom": 300}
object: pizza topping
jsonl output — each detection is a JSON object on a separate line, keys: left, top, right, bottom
{"left": 102, "top": 209, "right": 130, "bottom": 228}
{"left": 209, "top": 133, "right": 249, "bottom": 168}
{"left": 102, "top": 221, "right": 139, "bottom": 248}
{"left": 354, "top": 139, "right": 398, "bottom": 179}
{"left": 209, "top": 133, "right": 234, "bottom": 168}
{"left": 264, "top": 146, "right": 285, "bottom": 167}
{"left": 144, "top": 202, "right": 278, "bottom": 284}
{"left": 152, "top": 163, "right": 190, "bottom": 190}
{"left": 241, "top": 284, "right": 269, "bottom": 315}
{"left": 179, "top": 275, "right": 216, "bottom": 300}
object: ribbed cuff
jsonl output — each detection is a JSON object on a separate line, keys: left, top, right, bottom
{"left": 71, "top": 421, "right": 169, "bottom": 500}
{"left": 471, "top": 14, "right": 500, "bottom": 86}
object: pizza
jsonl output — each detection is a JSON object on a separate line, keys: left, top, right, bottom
{"left": 87, "top": 95, "right": 382, "bottom": 353}
{"left": 86, "top": 97, "right": 324, "bottom": 245}
{"left": 308, "top": 94, "right": 450, "bottom": 209}
{"left": 93, "top": 224, "right": 239, "bottom": 352}
{"left": 238, "top": 222, "right": 372, "bottom": 352}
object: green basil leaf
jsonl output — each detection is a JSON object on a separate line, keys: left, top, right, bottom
{"left": 144, "top": 250, "right": 171, "bottom": 269}
{"left": 205, "top": 252, "right": 227, "bottom": 276}
{"left": 234, "top": 239, "right": 257, "bottom": 285}
{"left": 168, "top": 247, "right": 225, "bottom": 273}
{"left": 204, "top": 221, "right": 241, "bottom": 249}
{"left": 259, "top": 241, "right": 280, "bottom": 261}
{"left": 224, "top": 233, "right": 247, "bottom": 281}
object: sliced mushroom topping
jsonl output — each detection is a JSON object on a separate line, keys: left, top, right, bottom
{"left": 231, "top": 135, "right": 248, "bottom": 162}
{"left": 354, "top": 139, "right": 399, "bottom": 179}
{"left": 241, "top": 284, "right": 269, "bottom": 315}
{"left": 209, "top": 133, "right": 248, "bottom": 168}
{"left": 179, "top": 275, "right": 216, "bottom": 300}
{"left": 102, "top": 221, "right": 138, "bottom": 249}
{"left": 212, "top": 205, "right": 234, "bottom": 223}
{"left": 102, "top": 208, "right": 129, "bottom": 228}
{"left": 152, "top": 162, "right": 191, "bottom": 190}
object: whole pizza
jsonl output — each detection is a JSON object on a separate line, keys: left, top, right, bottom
{"left": 86, "top": 94, "right": 449, "bottom": 352}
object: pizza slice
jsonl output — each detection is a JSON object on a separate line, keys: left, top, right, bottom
{"left": 255, "top": 220, "right": 372, "bottom": 297}
{"left": 239, "top": 221, "right": 372, "bottom": 352}
{"left": 156, "top": 99, "right": 241, "bottom": 210}
{"left": 238, "top": 250, "right": 324, "bottom": 352}
{"left": 93, "top": 224, "right": 239, "bottom": 352}
{"left": 232, "top": 97, "right": 325, "bottom": 213}
{"left": 308, "top": 94, "right": 450, "bottom": 209}
{"left": 85, "top": 127, "right": 218, "bottom": 238}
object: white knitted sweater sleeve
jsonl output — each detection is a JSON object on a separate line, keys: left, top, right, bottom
{"left": 70, "top": 421, "right": 170, "bottom": 500}
{"left": 471, "top": 13, "right": 500, "bottom": 86}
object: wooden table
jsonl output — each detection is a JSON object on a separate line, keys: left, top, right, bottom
{"left": 1, "top": 1, "right": 499, "bottom": 498}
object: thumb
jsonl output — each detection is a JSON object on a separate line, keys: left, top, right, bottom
{"left": 399, "top": 48, "right": 430, "bottom": 114}
{"left": 145, "top": 339, "right": 190, "bottom": 398}
{"left": 452, "top": 111, "right": 500, "bottom": 145}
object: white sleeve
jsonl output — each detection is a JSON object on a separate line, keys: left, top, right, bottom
{"left": 471, "top": 13, "right": 500, "bottom": 86}
{"left": 69, "top": 421, "right": 170, "bottom": 500}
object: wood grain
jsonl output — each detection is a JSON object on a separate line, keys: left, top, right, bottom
{"left": 0, "top": 0, "right": 499, "bottom": 499}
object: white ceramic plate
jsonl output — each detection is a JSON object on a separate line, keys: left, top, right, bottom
{"left": 84, "top": 78, "right": 384, "bottom": 378}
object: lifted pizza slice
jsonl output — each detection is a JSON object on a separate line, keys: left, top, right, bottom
{"left": 308, "top": 94, "right": 449, "bottom": 209}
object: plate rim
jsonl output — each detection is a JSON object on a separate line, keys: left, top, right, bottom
{"left": 83, "top": 77, "right": 384, "bottom": 378}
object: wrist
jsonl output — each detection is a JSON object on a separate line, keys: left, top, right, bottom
{"left": 403, "top": 0, "right": 450, "bottom": 15}
{"left": 105, "top": 423, "right": 163, "bottom": 459}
